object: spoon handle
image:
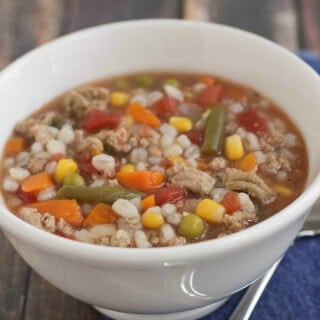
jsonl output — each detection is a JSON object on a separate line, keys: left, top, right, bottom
{"left": 228, "top": 259, "right": 281, "bottom": 320}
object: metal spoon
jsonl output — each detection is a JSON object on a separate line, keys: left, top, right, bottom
{"left": 228, "top": 208, "right": 320, "bottom": 320}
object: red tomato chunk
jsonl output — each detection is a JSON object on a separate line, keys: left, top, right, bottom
{"left": 187, "top": 130, "right": 204, "bottom": 145}
{"left": 221, "top": 191, "right": 240, "bottom": 214}
{"left": 236, "top": 108, "right": 267, "bottom": 133}
{"left": 196, "top": 85, "right": 222, "bottom": 108}
{"left": 154, "top": 185, "right": 186, "bottom": 206}
{"left": 83, "top": 109, "right": 123, "bottom": 132}
{"left": 152, "top": 96, "right": 179, "bottom": 120}
{"left": 15, "top": 187, "right": 37, "bottom": 203}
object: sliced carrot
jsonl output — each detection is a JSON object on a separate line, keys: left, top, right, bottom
{"left": 226, "top": 86, "right": 245, "bottom": 102}
{"left": 5, "top": 137, "right": 26, "bottom": 154}
{"left": 117, "top": 171, "right": 165, "bottom": 192}
{"left": 21, "top": 172, "right": 53, "bottom": 193}
{"left": 141, "top": 195, "right": 155, "bottom": 210}
{"left": 238, "top": 152, "right": 257, "bottom": 172}
{"left": 200, "top": 76, "right": 216, "bottom": 87}
{"left": 84, "top": 203, "right": 118, "bottom": 226}
{"left": 127, "top": 102, "right": 161, "bottom": 128}
{"left": 220, "top": 191, "right": 240, "bottom": 214}
{"left": 28, "top": 199, "right": 83, "bottom": 226}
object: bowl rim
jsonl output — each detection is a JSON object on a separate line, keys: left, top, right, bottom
{"left": 1, "top": 19, "right": 320, "bottom": 266}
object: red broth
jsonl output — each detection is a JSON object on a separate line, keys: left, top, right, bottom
{"left": 1, "top": 72, "right": 308, "bottom": 247}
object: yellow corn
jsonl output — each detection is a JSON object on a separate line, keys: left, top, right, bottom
{"left": 225, "top": 134, "right": 244, "bottom": 160}
{"left": 142, "top": 211, "right": 164, "bottom": 229}
{"left": 120, "top": 164, "right": 136, "bottom": 173}
{"left": 273, "top": 184, "right": 293, "bottom": 197}
{"left": 169, "top": 155, "right": 187, "bottom": 165}
{"left": 169, "top": 116, "right": 193, "bottom": 133}
{"left": 54, "top": 159, "right": 78, "bottom": 182}
{"left": 110, "top": 91, "right": 129, "bottom": 107}
{"left": 195, "top": 199, "right": 225, "bottom": 224}
{"left": 91, "top": 149, "right": 102, "bottom": 156}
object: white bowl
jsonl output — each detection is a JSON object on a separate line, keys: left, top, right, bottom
{"left": 0, "top": 20, "right": 320, "bottom": 320}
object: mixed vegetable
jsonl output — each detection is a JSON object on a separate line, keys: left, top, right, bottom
{"left": 1, "top": 73, "right": 308, "bottom": 247}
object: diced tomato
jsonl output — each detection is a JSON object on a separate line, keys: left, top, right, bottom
{"left": 196, "top": 85, "right": 223, "bottom": 108}
{"left": 187, "top": 130, "right": 204, "bottom": 145}
{"left": 159, "top": 158, "right": 173, "bottom": 169}
{"left": 15, "top": 187, "right": 37, "bottom": 203}
{"left": 77, "top": 150, "right": 97, "bottom": 174}
{"left": 221, "top": 191, "right": 240, "bottom": 214}
{"left": 152, "top": 96, "right": 179, "bottom": 120}
{"left": 154, "top": 184, "right": 186, "bottom": 206}
{"left": 83, "top": 109, "right": 123, "bottom": 132}
{"left": 236, "top": 108, "right": 267, "bottom": 133}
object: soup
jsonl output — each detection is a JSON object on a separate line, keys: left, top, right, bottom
{"left": 0, "top": 73, "right": 308, "bottom": 247}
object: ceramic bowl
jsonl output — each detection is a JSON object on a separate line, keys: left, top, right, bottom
{"left": 0, "top": 20, "right": 320, "bottom": 320}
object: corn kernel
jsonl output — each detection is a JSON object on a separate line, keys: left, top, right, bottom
{"left": 91, "top": 149, "right": 102, "bottom": 156}
{"left": 169, "top": 155, "right": 187, "bottom": 165}
{"left": 123, "top": 115, "right": 135, "bottom": 128}
{"left": 273, "top": 184, "right": 293, "bottom": 197}
{"left": 120, "top": 164, "right": 136, "bottom": 173}
{"left": 195, "top": 199, "right": 225, "bottom": 224}
{"left": 169, "top": 117, "right": 193, "bottom": 133}
{"left": 110, "top": 91, "right": 129, "bottom": 107}
{"left": 225, "top": 134, "right": 244, "bottom": 160}
{"left": 54, "top": 159, "right": 78, "bottom": 182}
{"left": 142, "top": 211, "right": 164, "bottom": 229}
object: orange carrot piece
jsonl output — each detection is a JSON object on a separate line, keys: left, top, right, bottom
{"left": 226, "top": 86, "right": 245, "bottom": 102}
{"left": 221, "top": 191, "right": 240, "bottom": 214}
{"left": 200, "top": 76, "right": 216, "bottom": 87}
{"left": 28, "top": 199, "right": 83, "bottom": 226}
{"left": 84, "top": 203, "right": 118, "bottom": 226}
{"left": 117, "top": 171, "right": 165, "bottom": 192}
{"left": 127, "top": 102, "right": 161, "bottom": 128}
{"left": 5, "top": 137, "right": 26, "bottom": 154}
{"left": 141, "top": 195, "right": 155, "bottom": 210}
{"left": 21, "top": 172, "right": 53, "bottom": 193}
{"left": 238, "top": 152, "right": 258, "bottom": 172}
{"left": 197, "top": 160, "right": 208, "bottom": 171}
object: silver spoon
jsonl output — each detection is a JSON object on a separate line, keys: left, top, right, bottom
{"left": 228, "top": 208, "right": 320, "bottom": 320}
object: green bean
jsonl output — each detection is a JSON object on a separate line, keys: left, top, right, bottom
{"left": 135, "top": 74, "right": 154, "bottom": 88}
{"left": 201, "top": 104, "right": 226, "bottom": 155}
{"left": 56, "top": 185, "right": 143, "bottom": 204}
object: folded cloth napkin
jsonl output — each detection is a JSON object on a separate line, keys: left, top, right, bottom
{"left": 102, "top": 52, "right": 320, "bottom": 320}
{"left": 203, "top": 51, "right": 320, "bottom": 320}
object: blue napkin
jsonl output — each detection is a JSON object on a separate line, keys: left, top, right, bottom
{"left": 101, "top": 52, "right": 320, "bottom": 320}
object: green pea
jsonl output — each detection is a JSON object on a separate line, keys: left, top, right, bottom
{"left": 163, "top": 78, "right": 180, "bottom": 88}
{"left": 135, "top": 74, "right": 154, "bottom": 88}
{"left": 63, "top": 173, "right": 86, "bottom": 187}
{"left": 115, "top": 78, "right": 129, "bottom": 90}
{"left": 178, "top": 214, "right": 205, "bottom": 239}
